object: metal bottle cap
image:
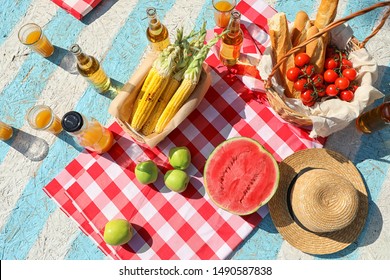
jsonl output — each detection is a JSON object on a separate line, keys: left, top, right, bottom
{"left": 61, "top": 111, "right": 83, "bottom": 132}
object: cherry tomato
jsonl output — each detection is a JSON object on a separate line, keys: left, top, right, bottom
{"left": 335, "top": 77, "right": 350, "bottom": 90}
{"left": 294, "top": 78, "right": 308, "bottom": 91}
{"left": 323, "top": 69, "right": 339, "bottom": 83}
{"left": 286, "top": 67, "right": 303, "bottom": 82}
{"left": 341, "top": 58, "right": 353, "bottom": 71}
{"left": 303, "top": 99, "right": 316, "bottom": 107}
{"left": 312, "top": 74, "right": 324, "bottom": 88}
{"left": 317, "top": 86, "right": 326, "bottom": 97}
{"left": 303, "top": 64, "right": 315, "bottom": 78}
{"left": 339, "top": 90, "right": 354, "bottom": 102}
{"left": 342, "top": 68, "right": 357, "bottom": 81}
{"left": 295, "top": 53, "right": 311, "bottom": 67}
{"left": 325, "top": 58, "right": 339, "bottom": 70}
{"left": 326, "top": 84, "right": 339, "bottom": 96}
{"left": 300, "top": 89, "right": 315, "bottom": 103}
{"left": 350, "top": 84, "right": 359, "bottom": 93}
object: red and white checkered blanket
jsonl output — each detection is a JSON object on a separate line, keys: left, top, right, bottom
{"left": 43, "top": 0, "right": 324, "bottom": 260}
{"left": 51, "top": 0, "right": 102, "bottom": 19}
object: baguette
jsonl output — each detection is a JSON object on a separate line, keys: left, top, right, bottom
{"left": 291, "top": 11, "right": 312, "bottom": 52}
{"left": 305, "top": 26, "right": 326, "bottom": 73}
{"left": 268, "top": 13, "right": 298, "bottom": 98}
{"left": 314, "top": 0, "right": 339, "bottom": 29}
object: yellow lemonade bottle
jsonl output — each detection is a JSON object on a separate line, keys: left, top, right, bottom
{"left": 146, "top": 7, "right": 170, "bottom": 52}
{"left": 0, "top": 121, "right": 14, "bottom": 141}
{"left": 356, "top": 102, "right": 390, "bottom": 133}
{"left": 61, "top": 111, "right": 114, "bottom": 154}
{"left": 26, "top": 105, "right": 63, "bottom": 134}
{"left": 70, "top": 44, "right": 111, "bottom": 94}
{"left": 219, "top": 10, "right": 243, "bottom": 66}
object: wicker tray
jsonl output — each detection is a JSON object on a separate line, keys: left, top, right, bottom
{"left": 109, "top": 52, "right": 211, "bottom": 148}
{"left": 264, "top": 2, "right": 390, "bottom": 129}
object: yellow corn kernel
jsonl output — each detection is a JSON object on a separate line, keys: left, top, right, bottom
{"left": 130, "top": 73, "right": 170, "bottom": 131}
{"left": 141, "top": 77, "right": 181, "bottom": 136}
{"left": 154, "top": 79, "right": 196, "bottom": 133}
{"left": 131, "top": 67, "right": 158, "bottom": 121}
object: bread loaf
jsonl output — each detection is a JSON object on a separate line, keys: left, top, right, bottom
{"left": 268, "top": 13, "right": 298, "bottom": 98}
{"left": 291, "top": 11, "right": 312, "bottom": 52}
{"left": 314, "top": 0, "right": 339, "bottom": 29}
{"left": 305, "top": 26, "right": 326, "bottom": 73}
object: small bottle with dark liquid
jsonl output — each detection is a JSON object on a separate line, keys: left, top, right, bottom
{"left": 219, "top": 10, "right": 243, "bottom": 67}
{"left": 146, "top": 7, "right": 170, "bottom": 52}
{"left": 356, "top": 101, "right": 390, "bottom": 133}
{"left": 70, "top": 44, "right": 111, "bottom": 93}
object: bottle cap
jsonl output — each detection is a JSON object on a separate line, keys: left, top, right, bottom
{"left": 61, "top": 111, "right": 83, "bottom": 132}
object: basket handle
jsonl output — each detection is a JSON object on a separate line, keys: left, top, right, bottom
{"left": 265, "top": 1, "right": 390, "bottom": 89}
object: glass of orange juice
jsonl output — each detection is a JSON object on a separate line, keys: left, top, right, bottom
{"left": 26, "top": 105, "right": 63, "bottom": 135}
{"left": 18, "top": 23, "right": 54, "bottom": 57}
{"left": 0, "top": 121, "right": 14, "bottom": 141}
{"left": 212, "top": 0, "right": 236, "bottom": 28}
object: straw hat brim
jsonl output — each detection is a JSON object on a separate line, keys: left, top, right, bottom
{"left": 268, "top": 148, "right": 368, "bottom": 255}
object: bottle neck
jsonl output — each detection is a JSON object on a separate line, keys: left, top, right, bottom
{"left": 227, "top": 10, "right": 241, "bottom": 34}
{"left": 146, "top": 7, "right": 163, "bottom": 36}
{"left": 70, "top": 44, "right": 93, "bottom": 68}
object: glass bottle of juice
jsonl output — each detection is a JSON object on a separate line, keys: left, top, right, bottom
{"left": 146, "top": 7, "right": 170, "bottom": 52}
{"left": 61, "top": 111, "right": 114, "bottom": 154}
{"left": 219, "top": 10, "right": 243, "bottom": 67}
{"left": 356, "top": 101, "right": 390, "bottom": 134}
{"left": 70, "top": 44, "right": 111, "bottom": 93}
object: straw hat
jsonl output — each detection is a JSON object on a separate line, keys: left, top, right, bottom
{"left": 268, "top": 148, "right": 368, "bottom": 255}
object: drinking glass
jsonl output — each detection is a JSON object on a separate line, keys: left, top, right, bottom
{"left": 212, "top": 0, "right": 236, "bottom": 28}
{"left": 18, "top": 23, "right": 55, "bottom": 57}
{"left": 26, "top": 105, "right": 63, "bottom": 135}
{"left": 0, "top": 121, "right": 13, "bottom": 141}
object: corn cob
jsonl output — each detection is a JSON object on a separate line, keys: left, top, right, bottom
{"left": 130, "top": 46, "right": 180, "bottom": 131}
{"left": 130, "top": 46, "right": 177, "bottom": 122}
{"left": 131, "top": 67, "right": 158, "bottom": 120}
{"left": 141, "top": 24, "right": 207, "bottom": 135}
{"left": 154, "top": 34, "right": 222, "bottom": 133}
{"left": 141, "top": 77, "right": 181, "bottom": 135}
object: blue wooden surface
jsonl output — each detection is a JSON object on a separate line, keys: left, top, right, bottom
{"left": 0, "top": 0, "right": 389, "bottom": 260}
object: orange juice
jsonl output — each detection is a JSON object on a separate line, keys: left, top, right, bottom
{"left": 213, "top": 0, "right": 235, "bottom": 28}
{"left": 0, "top": 121, "right": 13, "bottom": 141}
{"left": 26, "top": 105, "right": 63, "bottom": 134}
{"left": 79, "top": 120, "right": 114, "bottom": 153}
{"left": 34, "top": 109, "right": 63, "bottom": 134}
{"left": 62, "top": 111, "right": 114, "bottom": 154}
{"left": 18, "top": 23, "right": 54, "bottom": 57}
{"left": 35, "top": 109, "right": 52, "bottom": 128}
{"left": 25, "top": 30, "right": 41, "bottom": 44}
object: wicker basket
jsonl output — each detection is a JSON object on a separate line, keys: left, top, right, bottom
{"left": 109, "top": 52, "right": 211, "bottom": 148}
{"left": 264, "top": 2, "right": 390, "bottom": 128}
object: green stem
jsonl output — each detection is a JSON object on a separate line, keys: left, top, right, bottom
{"left": 184, "top": 31, "right": 226, "bottom": 83}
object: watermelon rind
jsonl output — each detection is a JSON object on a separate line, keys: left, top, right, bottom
{"left": 203, "top": 137, "right": 280, "bottom": 216}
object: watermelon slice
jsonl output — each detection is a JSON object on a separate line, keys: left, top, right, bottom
{"left": 204, "top": 137, "right": 279, "bottom": 215}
